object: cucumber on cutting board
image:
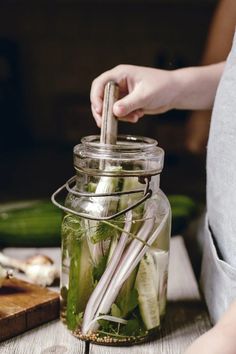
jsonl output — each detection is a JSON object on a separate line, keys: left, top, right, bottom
{"left": 0, "top": 200, "right": 61, "bottom": 247}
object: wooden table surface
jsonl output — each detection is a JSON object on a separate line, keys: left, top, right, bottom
{"left": 0, "top": 236, "right": 211, "bottom": 354}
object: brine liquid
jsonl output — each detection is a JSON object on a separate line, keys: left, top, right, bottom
{"left": 61, "top": 220, "right": 169, "bottom": 345}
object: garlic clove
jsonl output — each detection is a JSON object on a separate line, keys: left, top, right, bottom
{"left": 24, "top": 264, "right": 59, "bottom": 287}
{"left": 25, "top": 254, "right": 54, "bottom": 266}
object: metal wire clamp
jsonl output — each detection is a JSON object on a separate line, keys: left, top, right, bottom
{"left": 51, "top": 175, "right": 153, "bottom": 221}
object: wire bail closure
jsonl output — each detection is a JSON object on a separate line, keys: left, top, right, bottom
{"left": 51, "top": 175, "right": 153, "bottom": 221}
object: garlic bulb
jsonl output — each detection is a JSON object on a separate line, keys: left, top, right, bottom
{"left": 0, "top": 253, "right": 59, "bottom": 287}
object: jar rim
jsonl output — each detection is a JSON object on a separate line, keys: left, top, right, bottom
{"left": 79, "top": 134, "right": 158, "bottom": 152}
{"left": 74, "top": 134, "right": 164, "bottom": 177}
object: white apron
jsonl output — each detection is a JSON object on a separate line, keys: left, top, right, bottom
{"left": 200, "top": 31, "right": 236, "bottom": 324}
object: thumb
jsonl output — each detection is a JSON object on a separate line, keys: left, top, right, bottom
{"left": 113, "top": 90, "right": 143, "bottom": 117}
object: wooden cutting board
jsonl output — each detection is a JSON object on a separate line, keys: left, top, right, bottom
{"left": 0, "top": 277, "right": 59, "bottom": 342}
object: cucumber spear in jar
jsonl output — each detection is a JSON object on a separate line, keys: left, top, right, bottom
{"left": 62, "top": 215, "right": 94, "bottom": 330}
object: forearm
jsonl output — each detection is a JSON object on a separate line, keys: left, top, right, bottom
{"left": 185, "top": 300, "right": 236, "bottom": 354}
{"left": 173, "top": 62, "right": 225, "bottom": 110}
{"left": 215, "top": 299, "right": 236, "bottom": 341}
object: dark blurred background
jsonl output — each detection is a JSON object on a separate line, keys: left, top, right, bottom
{"left": 0, "top": 0, "right": 217, "bottom": 203}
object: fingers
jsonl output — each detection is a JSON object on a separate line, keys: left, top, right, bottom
{"left": 90, "top": 80, "right": 105, "bottom": 127}
{"left": 113, "top": 87, "right": 144, "bottom": 117}
{"left": 90, "top": 65, "right": 144, "bottom": 125}
{"left": 90, "top": 66, "right": 126, "bottom": 119}
{"left": 91, "top": 104, "right": 102, "bottom": 127}
{"left": 90, "top": 80, "right": 104, "bottom": 117}
{"left": 117, "top": 109, "right": 144, "bottom": 123}
{"left": 92, "top": 104, "right": 144, "bottom": 127}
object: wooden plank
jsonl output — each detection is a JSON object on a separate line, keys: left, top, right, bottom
{"left": 0, "top": 321, "right": 85, "bottom": 354}
{"left": 0, "top": 278, "right": 59, "bottom": 342}
{"left": 89, "top": 236, "right": 211, "bottom": 354}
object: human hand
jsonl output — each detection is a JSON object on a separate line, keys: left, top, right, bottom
{"left": 91, "top": 62, "right": 224, "bottom": 127}
{"left": 90, "top": 64, "right": 178, "bottom": 127}
{"left": 185, "top": 326, "right": 236, "bottom": 354}
{"left": 185, "top": 300, "right": 236, "bottom": 354}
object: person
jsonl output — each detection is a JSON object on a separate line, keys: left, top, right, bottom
{"left": 186, "top": 0, "right": 236, "bottom": 154}
{"left": 90, "top": 35, "right": 236, "bottom": 354}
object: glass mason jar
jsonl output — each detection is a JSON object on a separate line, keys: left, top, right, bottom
{"left": 52, "top": 135, "right": 171, "bottom": 346}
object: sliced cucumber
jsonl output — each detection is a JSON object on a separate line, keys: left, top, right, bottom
{"left": 135, "top": 253, "right": 160, "bottom": 330}
{"left": 66, "top": 235, "right": 94, "bottom": 330}
{"left": 151, "top": 249, "right": 169, "bottom": 316}
{"left": 119, "top": 176, "right": 144, "bottom": 234}
{"left": 85, "top": 166, "right": 122, "bottom": 264}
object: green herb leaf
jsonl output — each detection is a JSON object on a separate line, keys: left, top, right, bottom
{"left": 97, "top": 319, "right": 112, "bottom": 332}
{"left": 92, "top": 255, "right": 108, "bottom": 282}
{"left": 117, "top": 288, "right": 138, "bottom": 317}
{"left": 90, "top": 216, "right": 124, "bottom": 244}
{"left": 75, "top": 312, "right": 84, "bottom": 327}
{"left": 97, "top": 314, "right": 146, "bottom": 339}
{"left": 62, "top": 215, "right": 84, "bottom": 255}
{"left": 111, "top": 303, "right": 121, "bottom": 317}
{"left": 121, "top": 318, "right": 141, "bottom": 336}
{"left": 91, "top": 222, "right": 116, "bottom": 243}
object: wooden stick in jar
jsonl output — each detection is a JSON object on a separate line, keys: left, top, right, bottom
{"left": 100, "top": 81, "right": 119, "bottom": 145}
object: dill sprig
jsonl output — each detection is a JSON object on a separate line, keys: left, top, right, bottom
{"left": 63, "top": 213, "right": 152, "bottom": 247}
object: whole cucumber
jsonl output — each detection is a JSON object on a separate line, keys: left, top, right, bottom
{"left": 0, "top": 200, "right": 61, "bottom": 247}
{"left": 168, "top": 194, "right": 199, "bottom": 234}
